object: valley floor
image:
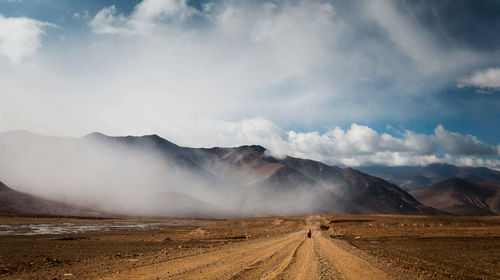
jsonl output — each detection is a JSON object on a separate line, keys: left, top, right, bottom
{"left": 0, "top": 215, "right": 499, "bottom": 279}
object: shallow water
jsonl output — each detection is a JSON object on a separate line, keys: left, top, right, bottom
{"left": 0, "top": 220, "right": 200, "bottom": 235}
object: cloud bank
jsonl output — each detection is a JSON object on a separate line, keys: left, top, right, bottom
{"left": 0, "top": 0, "right": 499, "bottom": 169}
{"left": 161, "top": 118, "right": 500, "bottom": 169}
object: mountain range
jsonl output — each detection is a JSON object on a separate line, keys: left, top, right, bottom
{"left": 0, "top": 131, "right": 439, "bottom": 217}
{"left": 409, "top": 178, "right": 500, "bottom": 216}
{"left": 358, "top": 164, "right": 500, "bottom": 190}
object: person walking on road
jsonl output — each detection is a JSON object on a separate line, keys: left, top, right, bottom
{"left": 307, "top": 229, "right": 312, "bottom": 238}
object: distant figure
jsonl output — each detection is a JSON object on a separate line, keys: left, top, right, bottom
{"left": 307, "top": 229, "right": 311, "bottom": 238}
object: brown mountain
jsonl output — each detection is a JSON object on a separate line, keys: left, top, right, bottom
{"left": 0, "top": 180, "right": 106, "bottom": 217}
{"left": 184, "top": 144, "right": 439, "bottom": 215}
{"left": 359, "top": 164, "right": 500, "bottom": 190}
{"left": 0, "top": 131, "right": 439, "bottom": 217}
{"left": 409, "top": 178, "right": 500, "bottom": 216}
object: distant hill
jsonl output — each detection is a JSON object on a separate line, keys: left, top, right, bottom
{"left": 409, "top": 178, "right": 500, "bottom": 216}
{"left": 358, "top": 163, "right": 500, "bottom": 190}
{"left": 0, "top": 180, "right": 107, "bottom": 217}
{"left": 0, "top": 131, "right": 439, "bottom": 217}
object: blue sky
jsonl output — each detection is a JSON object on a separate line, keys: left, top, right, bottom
{"left": 0, "top": 0, "right": 499, "bottom": 168}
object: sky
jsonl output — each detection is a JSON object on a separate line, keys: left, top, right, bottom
{"left": 0, "top": 0, "right": 500, "bottom": 168}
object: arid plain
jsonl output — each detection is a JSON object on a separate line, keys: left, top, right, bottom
{"left": 0, "top": 215, "right": 499, "bottom": 280}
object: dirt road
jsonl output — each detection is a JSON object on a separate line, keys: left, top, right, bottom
{"left": 99, "top": 216, "right": 390, "bottom": 280}
{"left": 2, "top": 215, "right": 499, "bottom": 279}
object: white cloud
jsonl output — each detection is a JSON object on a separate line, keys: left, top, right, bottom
{"left": 434, "top": 125, "right": 498, "bottom": 156}
{"left": 363, "top": 0, "right": 485, "bottom": 92}
{"left": 458, "top": 67, "right": 500, "bottom": 92}
{"left": 89, "top": 0, "right": 196, "bottom": 35}
{"left": 163, "top": 119, "right": 448, "bottom": 166}
{"left": 160, "top": 118, "right": 499, "bottom": 169}
{"left": 88, "top": 6, "right": 130, "bottom": 35}
{"left": 80, "top": 0, "right": 475, "bottom": 132}
{"left": 133, "top": 0, "right": 194, "bottom": 20}
{"left": 0, "top": 0, "right": 499, "bottom": 172}
{"left": 363, "top": 0, "right": 439, "bottom": 74}
{"left": 0, "top": 14, "right": 55, "bottom": 64}
{"left": 283, "top": 124, "right": 438, "bottom": 164}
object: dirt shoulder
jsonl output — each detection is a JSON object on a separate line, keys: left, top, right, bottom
{"left": 323, "top": 214, "right": 500, "bottom": 280}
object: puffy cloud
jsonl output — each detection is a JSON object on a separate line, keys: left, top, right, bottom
{"left": 133, "top": 0, "right": 194, "bottom": 20}
{"left": 455, "top": 156, "right": 500, "bottom": 169}
{"left": 434, "top": 125, "right": 498, "bottom": 156}
{"left": 88, "top": 6, "right": 130, "bottom": 35}
{"left": 162, "top": 118, "right": 499, "bottom": 169}
{"left": 458, "top": 67, "right": 500, "bottom": 92}
{"left": 0, "top": 14, "right": 54, "bottom": 64}
{"left": 165, "top": 119, "right": 446, "bottom": 166}
{"left": 89, "top": 0, "right": 196, "bottom": 35}
{"left": 402, "top": 131, "right": 437, "bottom": 155}
{"left": 282, "top": 124, "right": 439, "bottom": 165}
{"left": 285, "top": 124, "right": 434, "bottom": 157}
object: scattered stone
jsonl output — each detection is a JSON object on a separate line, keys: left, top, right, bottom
{"left": 320, "top": 225, "right": 330, "bottom": 230}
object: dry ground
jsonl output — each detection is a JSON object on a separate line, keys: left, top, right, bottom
{"left": 0, "top": 215, "right": 499, "bottom": 279}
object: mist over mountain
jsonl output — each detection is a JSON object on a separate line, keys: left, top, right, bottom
{"left": 409, "top": 178, "right": 500, "bottom": 216}
{"left": 0, "top": 131, "right": 438, "bottom": 217}
{"left": 358, "top": 164, "right": 500, "bottom": 190}
{"left": 0, "top": 180, "right": 106, "bottom": 217}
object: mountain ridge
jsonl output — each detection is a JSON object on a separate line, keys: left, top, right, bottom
{"left": 0, "top": 131, "right": 440, "bottom": 217}
{"left": 359, "top": 164, "right": 500, "bottom": 190}
{"left": 409, "top": 178, "right": 500, "bottom": 215}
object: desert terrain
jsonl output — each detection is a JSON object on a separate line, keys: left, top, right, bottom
{"left": 0, "top": 215, "right": 499, "bottom": 280}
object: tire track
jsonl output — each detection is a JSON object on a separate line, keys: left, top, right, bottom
{"left": 99, "top": 215, "right": 393, "bottom": 280}
{"left": 98, "top": 233, "right": 299, "bottom": 280}
{"left": 316, "top": 232, "right": 391, "bottom": 280}
{"left": 275, "top": 232, "right": 321, "bottom": 280}
{"left": 228, "top": 233, "right": 304, "bottom": 280}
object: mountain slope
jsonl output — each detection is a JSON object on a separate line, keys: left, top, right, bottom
{"left": 188, "top": 145, "right": 438, "bottom": 215}
{"left": 359, "top": 163, "right": 500, "bottom": 190}
{"left": 409, "top": 178, "right": 500, "bottom": 215}
{"left": 0, "top": 131, "right": 439, "bottom": 217}
{"left": 0, "top": 181, "right": 106, "bottom": 217}
{"left": 341, "top": 168, "right": 439, "bottom": 214}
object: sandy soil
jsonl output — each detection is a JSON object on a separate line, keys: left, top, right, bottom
{"left": 0, "top": 215, "right": 499, "bottom": 279}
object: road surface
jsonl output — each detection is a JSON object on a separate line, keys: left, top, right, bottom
{"left": 99, "top": 216, "right": 391, "bottom": 280}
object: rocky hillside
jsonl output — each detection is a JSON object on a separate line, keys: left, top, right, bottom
{"left": 409, "top": 178, "right": 500, "bottom": 216}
